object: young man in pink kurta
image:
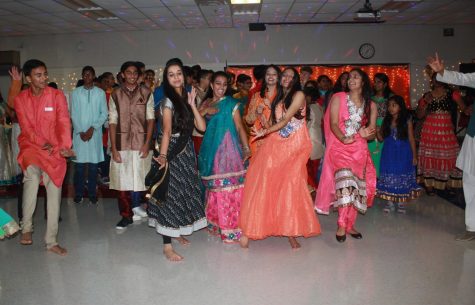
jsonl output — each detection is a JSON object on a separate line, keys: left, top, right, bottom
{"left": 14, "top": 59, "right": 74, "bottom": 256}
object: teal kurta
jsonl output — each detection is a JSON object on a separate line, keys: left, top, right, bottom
{"left": 70, "top": 86, "right": 108, "bottom": 164}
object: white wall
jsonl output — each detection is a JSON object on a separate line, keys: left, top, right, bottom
{"left": 1, "top": 24, "right": 475, "bottom": 105}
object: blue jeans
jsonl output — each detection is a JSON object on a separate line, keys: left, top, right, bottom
{"left": 74, "top": 162, "right": 99, "bottom": 199}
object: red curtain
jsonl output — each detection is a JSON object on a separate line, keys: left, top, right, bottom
{"left": 227, "top": 64, "right": 410, "bottom": 106}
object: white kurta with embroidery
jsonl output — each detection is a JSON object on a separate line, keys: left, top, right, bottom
{"left": 108, "top": 93, "right": 154, "bottom": 192}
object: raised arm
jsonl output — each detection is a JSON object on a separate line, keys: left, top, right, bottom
{"left": 7, "top": 66, "right": 22, "bottom": 110}
{"left": 428, "top": 52, "right": 475, "bottom": 88}
{"left": 268, "top": 92, "right": 305, "bottom": 134}
{"left": 188, "top": 87, "right": 206, "bottom": 133}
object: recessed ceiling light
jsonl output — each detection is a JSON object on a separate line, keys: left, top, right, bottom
{"left": 77, "top": 7, "right": 103, "bottom": 11}
{"left": 97, "top": 17, "right": 119, "bottom": 21}
{"left": 230, "top": 0, "right": 261, "bottom": 4}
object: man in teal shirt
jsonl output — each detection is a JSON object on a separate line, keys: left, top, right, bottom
{"left": 70, "top": 66, "right": 108, "bottom": 204}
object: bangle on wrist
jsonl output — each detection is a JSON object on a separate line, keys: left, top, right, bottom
{"left": 158, "top": 154, "right": 167, "bottom": 160}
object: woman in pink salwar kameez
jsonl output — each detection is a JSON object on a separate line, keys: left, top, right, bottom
{"left": 315, "top": 69, "right": 377, "bottom": 242}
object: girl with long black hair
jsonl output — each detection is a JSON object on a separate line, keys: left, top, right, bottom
{"left": 239, "top": 67, "right": 321, "bottom": 249}
{"left": 147, "top": 58, "right": 207, "bottom": 261}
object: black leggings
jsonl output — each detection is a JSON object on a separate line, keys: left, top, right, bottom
{"left": 163, "top": 235, "right": 172, "bottom": 244}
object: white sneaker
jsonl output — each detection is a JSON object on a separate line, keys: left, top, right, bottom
{"left": 132, "top": 214, "right": 142, "bottom": 222}
{"left": 132, "top": 207, "right": 148, "bottom": 220}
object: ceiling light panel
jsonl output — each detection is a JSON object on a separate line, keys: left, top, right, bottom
{"left": 230, "top": 0, "right": 261, "bottom": 4}
{"left": 125, "top": 0, "right": 165, "bottom": 7}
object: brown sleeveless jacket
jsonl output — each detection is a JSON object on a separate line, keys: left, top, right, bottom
{"left": 111, "top": 85, "right": 152, "bottom": 151}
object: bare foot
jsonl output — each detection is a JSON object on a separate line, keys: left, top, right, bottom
{"left": 239, "top": 236, "right": 249, "bottom": 248}
{"left": 175, "top": 236, "right": 190, "bottom": 246}
{"left": 288, "top": 237, "right": 301, "bottom": 249}
{"left": 47, "top": 245, "right": 68, "bottom": 256}
{"left": 20, "top": 232, "right": 33, "bottom": 245}
{"left": 163, "top": 244, "right": 183, "bottom": 261}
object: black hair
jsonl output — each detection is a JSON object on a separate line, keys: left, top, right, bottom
{"left": 374, "top": 73, "right": 392, "bottom": 99}
{"left": 253, "top": 65, "right": 267, "bottom": 81}
{"left": 304, "top": 86, "right": 320, "bottom": 122}
{"left": 101, "top": 72, "right": 113, "bottom": 79}
{"left": 182, "top": 66, "right": 192, "bottom": 78}
{"left": 236, "top": 73, "right": 251, "bottom": 84}
{"left": 303, "top": 86, "right": 320, "bottom": 101}
{"left": 317, "top": 74, "right": 332, "bottom": 85}
{"left": 191, "top": 65, "right": 201, "bottom": 82}
{"left": 209, "top": 71, "right": 228, "bottom": 97}
{"left": 381, "top": 95, "right": 409, "bottom": 140}
{"left": 333, "top": 72, "right": 349, "bottom": 93}
{"left": 304, "top": 80, "right": 318, "bottom": 88}
{"left": 136, "top": 61, "right": 145, "bottom": 70}
{"left": 260, "top": 64, "right": 282, "bottom": 99}
{"left": 198, "top": 69, "right": 212, "bottom": 81}
{"left": 145, "top": 69, "right": 155, "bottom": 76}
{"left": 48, "top": 82, "right": 58, "bottom": 89}
{"left": 82, "top": 65, "right": 95, "bottom": 76}
{"left": 120, "top": 61, "right": 140, "bottom": 74}
{"left": 162, "top": 59, "right": 192, "bottom": 133}
{"left": 22, "top": 59, "right": 46, "bottom": 77}
{"left": 301, "top": 66, "right": 313, "bottom": 74}
{"left": 349, "top": 68, "right": 373, "bottom": 126}
{"left": 271, "top": 67, "right": 303, "bottom": 123}
{"left": 227, "top": 71, "right": 236, "bottom": 81}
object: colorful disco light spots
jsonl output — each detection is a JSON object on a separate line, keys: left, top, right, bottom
{"left": 186, "top": 50, "right": 193, "bottom": 59}
{"left": 167, "top": 39, "right": 176, "bottom": 49}
{"left": 344, "top": 48, "right": 354, "bottom": 58}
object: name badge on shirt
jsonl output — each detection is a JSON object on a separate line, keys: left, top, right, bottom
{"left": 45, "top": 107, "right": 54, "bottom": 112}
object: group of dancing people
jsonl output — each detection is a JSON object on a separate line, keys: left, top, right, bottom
{"left": 1, "top": 52, "right": 474, "bottom": 260}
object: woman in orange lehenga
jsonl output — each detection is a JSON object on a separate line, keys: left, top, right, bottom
{"left": 239, "top": 67, "right": 321, "bottom": 249}
{"left": 244, "top": 65, "right": 281, "bottom": 156}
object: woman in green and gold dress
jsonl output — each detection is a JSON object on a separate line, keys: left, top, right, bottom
{"left": 369, "top": 73, "right": 393, "bottom": 177}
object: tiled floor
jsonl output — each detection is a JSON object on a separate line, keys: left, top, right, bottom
{"left": 0, "top": 194, "right": 474, "bottom": 305}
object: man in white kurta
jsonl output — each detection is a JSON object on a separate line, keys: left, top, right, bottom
{"left": 429, "top": 53, "right": 475, "bottom": 241}
{"left": 109, "top": 61, "right": 154, "bottom": 229}
{"left": 71, "top": 66, "right": 108, "bottom": 204}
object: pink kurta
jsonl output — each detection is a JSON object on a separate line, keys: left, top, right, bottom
{"left": 315, "top": 92, "right": 376, "bottom": 214}
{"left": 15, "top": 87, "right": 72, "bottom": 187}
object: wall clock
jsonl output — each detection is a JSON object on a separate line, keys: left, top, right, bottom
{"left": 359, "top": 43, "right": 375, "bottom": 59}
